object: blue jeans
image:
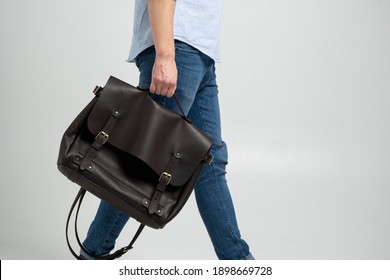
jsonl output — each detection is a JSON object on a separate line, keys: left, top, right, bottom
{"left": 82, "top": 40, "right": 253, "bottom": 260}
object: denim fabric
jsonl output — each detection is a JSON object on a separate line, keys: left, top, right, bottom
{"left": 82, "top": 40, "right": 253, "bottom": 260}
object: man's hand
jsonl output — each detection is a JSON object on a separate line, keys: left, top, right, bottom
{"left": 149, "top": 55, "right": 177, "bottom": 97}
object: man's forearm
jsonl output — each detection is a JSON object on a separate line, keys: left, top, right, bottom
{"left": 148, "top": 0, "right": 176, "bottom": 59}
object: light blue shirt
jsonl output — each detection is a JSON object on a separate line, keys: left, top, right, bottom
{"left": 128, "top": 0, "right": 223, "bottom": 62}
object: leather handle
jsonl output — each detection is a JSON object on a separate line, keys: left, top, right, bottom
{"left": 137, "top": 86, "right": 192, "bottom": 124}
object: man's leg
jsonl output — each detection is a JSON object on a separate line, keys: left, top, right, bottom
{"left": 81, "top": 200, "right": 129, "bottom": 258}
{"left": 186, "top": 70, "right": 253, "bottom": 260}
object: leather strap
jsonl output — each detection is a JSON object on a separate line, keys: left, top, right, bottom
{"left": 66, "top": 188, "right": 145, "bottom": 260}
{"left": 137, "top": 86, "right": 192, "bottom": 124}
{"left": 80, "top": 111, "right": 119, "bottom": 170}
{"left": 173, "top": 95, "right": 192, "bottom": 123}
{"left": 148, "top": 154, "right": 180, "bottom": 214}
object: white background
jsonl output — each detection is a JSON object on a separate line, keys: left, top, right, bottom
{"left": 0, "top": 0, "right": 389, "bottom": 259}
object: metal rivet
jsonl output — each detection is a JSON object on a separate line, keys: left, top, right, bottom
{"left": 157, "top": 210, "right": 161, "bottom": 213}
{"left": 115, "top": 111, "right": 119, "bottom": 114}
{"left": 88, "top": 166, "right": 92, "bottom": 169}
{"left": 145, "top": 201, "right": 148, "bottom": 204}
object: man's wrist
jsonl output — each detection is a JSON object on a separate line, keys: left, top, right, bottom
{"left": 155, "top": 44, "right": 175, "bottom": 60}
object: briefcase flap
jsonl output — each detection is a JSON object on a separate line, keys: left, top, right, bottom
{"left": 87, "top": 76, "right": 213, "bottom": 186}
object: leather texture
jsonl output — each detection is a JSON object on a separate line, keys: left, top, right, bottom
{"left": 57, "top": 76, "right": 213, "bottom": 230}
{"left": 87, "top": 77, "right": 212, "bottom": 186}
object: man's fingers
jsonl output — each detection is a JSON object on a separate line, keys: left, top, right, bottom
{"left": 150, "top": 84, "right": 163, "bottom": 95}
{"left": 166, "top": 86, "right": 176, "bottom": 97}
{"left": 149, "top": 83, "right": 157, "bottom": 93}
{"left": 150, "top": 82, "right": 176, "bottom": 97}
{"left": 160, "top": 87, "right": 168, "bottom": 96}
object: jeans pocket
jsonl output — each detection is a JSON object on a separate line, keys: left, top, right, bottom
{"left": 175, "top": 40, "right": 200, "bottom": 55}
{"left": 135, "top": 46, "right": 155, "bottom": 68}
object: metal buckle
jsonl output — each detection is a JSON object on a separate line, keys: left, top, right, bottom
{"left": 204, "top": 154, "right": 214, "bottom": 165}
{"left": 159, "top": 172, "right": 172, "bottom": 185}
{"left": 93, "top": 85, "right": 103, "bottom": 95}
{"left": 95, "top": 131, "right": 109, "bottom": 144}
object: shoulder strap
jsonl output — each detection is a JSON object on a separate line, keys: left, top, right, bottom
{"left": 66, "top": 188, "right": 145, "bottom": 260}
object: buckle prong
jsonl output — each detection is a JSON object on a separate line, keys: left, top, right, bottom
{"left": 95, "top": 131, "right": 109, "bottom": 144}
